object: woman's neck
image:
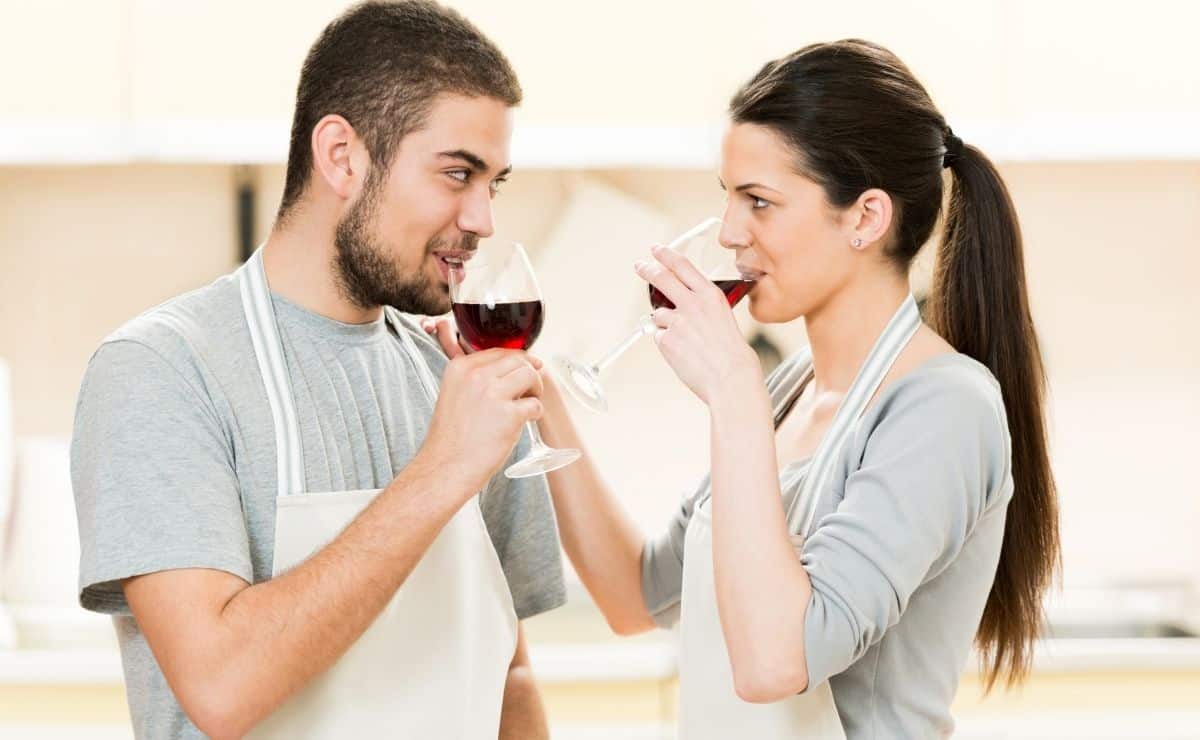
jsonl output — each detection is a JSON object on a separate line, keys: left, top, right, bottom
{"left": 803, "top": 272, "right": 911, "bottom": 396}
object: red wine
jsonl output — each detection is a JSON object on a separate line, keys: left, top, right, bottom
{"left": 649, "top": 279, "right": 757, "bottom": 311}
{"left": 453, "top": 300, "right": 544, "bottom": 351}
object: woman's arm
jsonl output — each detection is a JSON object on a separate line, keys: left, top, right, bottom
{"left": 537, "top": 372, "right": 656, "bottom": 635}
{"left": 634, "top": 246, "right": 814, "bottom": 701}
{"left": 708, "top": 379, "right": 814, "bottom": 702}
{"left": 422, "top": 318, "right": 655, "bottom": 636}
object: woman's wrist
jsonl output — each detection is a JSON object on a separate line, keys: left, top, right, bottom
{"left": 705, "top": 350, "right": 763, "bottom": 412}
{"left": 707, "top": 345, "right": 763, "bottom": 408}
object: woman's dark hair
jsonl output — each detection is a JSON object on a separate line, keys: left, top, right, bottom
{"left": 730, "top": 39, "right": 1059, "bottom": 689}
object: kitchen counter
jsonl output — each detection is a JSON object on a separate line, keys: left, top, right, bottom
{"left": 4, "top": 597, "right": 1200, "bottom": 739}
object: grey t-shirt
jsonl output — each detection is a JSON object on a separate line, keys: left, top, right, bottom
{"left": 642, "top": 351, "right": 1013, "bottom": 739}
{"left": 71, "top": 271, "right": 566, "bottom": 740}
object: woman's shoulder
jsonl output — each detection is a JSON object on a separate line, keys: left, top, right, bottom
{"left": 864, "top": 352, "right": 1011, "bottom": 458}
{"left": 856, "top": 352, "right": 1014, "bottom": 508}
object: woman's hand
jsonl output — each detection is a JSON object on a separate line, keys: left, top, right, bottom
{"left": 634, "top": 245, "right": 761, "bottom": 405}
{"left": 420, "top": 316, "right": 469, "bottom": 360}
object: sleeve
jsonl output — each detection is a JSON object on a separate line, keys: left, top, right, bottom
{"left": 71, "top": 340, "right": 253, "bottom": 615}
{"left": 478, "top": 430, "right": 567, "bottom": 619}
{"left": 799, "top": 370, "right": 1010, "bottom": 687}
{"left": 640, "top": 475, "right": 710, "bottom": 628}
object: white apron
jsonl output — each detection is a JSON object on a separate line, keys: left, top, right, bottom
{"left": 678, "top": 294, "right": 921, "bottom": 739}
{"left": 237, "top": 249, "right": 518, "bottom": 739}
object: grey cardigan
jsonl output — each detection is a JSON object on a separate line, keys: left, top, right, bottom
{"left": 641, "top": 351, "right": 1014, "bottom": 739}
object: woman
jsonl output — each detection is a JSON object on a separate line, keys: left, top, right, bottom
{"left": 427, "top": 39, "right": 1059, "bottom": 739}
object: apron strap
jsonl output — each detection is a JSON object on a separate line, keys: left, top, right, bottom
{"left": 383, "top": 307, "right": 443, "bottom": 403}
{"left": 770, "top": 345, "right": 815, "bottom": 426}
{"left": 235, "top": 252, "right": 445, "bottom": 499}
{"left": 784, "top": 294, "right": 921, "bottom": 536}
{"left": 238, "top": 248, "right": 306, "bottom": 498}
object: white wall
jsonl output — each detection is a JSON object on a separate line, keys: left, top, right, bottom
{"left": 2, "top": 1, "right": 1197, "bottom": 163}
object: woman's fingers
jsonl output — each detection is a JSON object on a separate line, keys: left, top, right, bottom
{"left": 422, "top": 316, "right": 469, "bottom": 358}
{"left": 635, "top": 253, "right": 692, "bottom": 309}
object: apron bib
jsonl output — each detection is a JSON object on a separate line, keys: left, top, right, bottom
{"left": 237, "top": 249, "right": 517, "bottom": 739}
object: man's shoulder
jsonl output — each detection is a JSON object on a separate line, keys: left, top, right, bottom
{"left": 102, "top": 272, "right": 245, "bottom": 363}
{"left": 83, "top": 273, "right": 249, "bottom": 401}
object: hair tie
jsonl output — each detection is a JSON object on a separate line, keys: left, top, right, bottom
{"left": 942, "top": 129, "right": 964, "bottom": 169}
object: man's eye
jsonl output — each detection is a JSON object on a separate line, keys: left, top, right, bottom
{"left": 447, "top": 170, "right": 469, "bottom": 183}
{"left": 490, "top": 177, "right": 508, "bottom": 194}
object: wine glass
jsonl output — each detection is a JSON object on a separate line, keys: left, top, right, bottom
{"left": 555, "top": 217, "right": 756, "bottom": 413}
{"left": 449, "top": 240, "right": 581, "bottom": 479}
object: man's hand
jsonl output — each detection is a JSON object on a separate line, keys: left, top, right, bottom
{"left": 420, "top": 346, "right": 544, "bottom": 496}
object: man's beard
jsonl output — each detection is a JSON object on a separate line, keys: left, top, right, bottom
{"left": 332, "top": 178, "right": 475, "bottom": 316}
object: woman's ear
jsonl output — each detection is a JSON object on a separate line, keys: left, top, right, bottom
{"left": 846, "top": 188, "right": 894, "bottom": 251}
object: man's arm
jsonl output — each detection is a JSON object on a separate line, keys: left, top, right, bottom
{"left": 124, "top": 349, "right": 545, "bottom": 739}
{"left": 126, "top": 452, "right": 467, "bottom": 740}
{"left": 499, "top": 625, "right": 549, "bottom": 740}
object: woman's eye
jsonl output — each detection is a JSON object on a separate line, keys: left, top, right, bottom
{"left": 751, "top": 196, "right": 769, "bottom": 209}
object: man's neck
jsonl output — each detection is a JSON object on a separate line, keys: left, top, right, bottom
{"left": 261, "top": 215, "right": 383, "bottom": 325}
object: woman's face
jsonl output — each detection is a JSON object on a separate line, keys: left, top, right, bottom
{"left": 717, "top": 122, "right": 860, "bottom": 324}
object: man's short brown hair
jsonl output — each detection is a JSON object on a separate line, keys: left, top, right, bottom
{"left": 278, "top": 0, "right": 522, "bottom": 220}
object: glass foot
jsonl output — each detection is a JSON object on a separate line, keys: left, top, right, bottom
{"left": 555, "top": 356, "right": 609, "bottom": 414}
{"left": 505, "top": 446, "right": 583, "bottom": 479}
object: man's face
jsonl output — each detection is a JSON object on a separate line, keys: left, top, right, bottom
{"left": 333, "top": 94, "right": 514, "bottom": 315}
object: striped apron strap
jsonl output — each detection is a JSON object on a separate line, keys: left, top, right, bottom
{"left": 785, "top": 294, "right": 922, "bottom": 536}
{"left": 237, "top": 248, "right": 306, "bottom": 498}
{"left": 382, "top": 307, "right": 442, "bottom": 403}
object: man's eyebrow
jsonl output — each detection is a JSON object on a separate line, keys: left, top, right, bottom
{"left": 437, "top": 149, "right": 511, "bottom": 178}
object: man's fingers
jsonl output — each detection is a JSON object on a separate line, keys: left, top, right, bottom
{"left": 496, "top": 361, "right": 544, "bottom": 400}
{"left": 512, "top": 396, "right": 544, "bottom": 424}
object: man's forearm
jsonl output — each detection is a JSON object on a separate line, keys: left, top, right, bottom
{"left": 499, "top": 626, "right": 549, "bottom": 740}
{"left": 158, "top": 451, "right": 470, "bottom": 737}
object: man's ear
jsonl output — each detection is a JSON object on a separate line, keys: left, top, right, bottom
{"left": 310, "top": 114, "right": 367, "bottom": 201}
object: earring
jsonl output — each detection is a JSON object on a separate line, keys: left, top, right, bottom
{"left": 851, "top": 238, "right": 863, "bottom": 248}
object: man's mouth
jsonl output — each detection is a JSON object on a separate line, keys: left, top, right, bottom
{"left": 434, "top": 249, "right": 474, "bottom": 265}
{"left": 432, "top": 250, "right": 475, "bottom": 281}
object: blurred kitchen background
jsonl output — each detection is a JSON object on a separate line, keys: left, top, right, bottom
{"left": 2, "top": 1, "right": 1199, "bottom": 738}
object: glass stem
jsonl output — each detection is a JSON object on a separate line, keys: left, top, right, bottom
{"left": 525, "top": 420, "right": 550, "bottom": 452}
{"left": 592, "top": 316, "right": 655, "bottom": 374}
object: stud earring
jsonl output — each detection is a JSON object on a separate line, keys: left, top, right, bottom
{"left": 851, "top": 238, "right": 863, "bottom": 248}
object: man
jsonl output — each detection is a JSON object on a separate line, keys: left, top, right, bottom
{"left": 70, "top": 2, "right": 564, "bottom": 738}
